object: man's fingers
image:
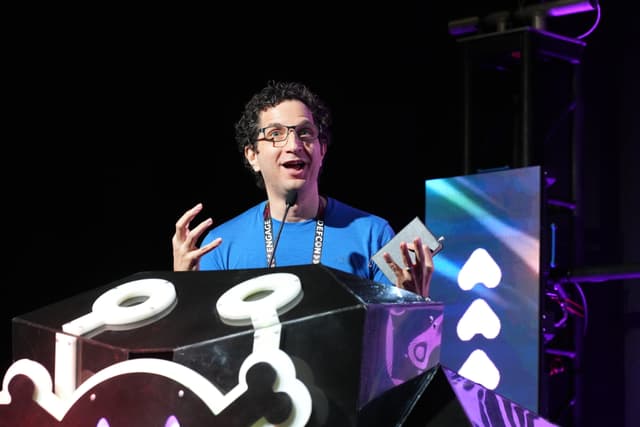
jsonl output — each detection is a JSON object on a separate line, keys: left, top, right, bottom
{"left": 399, "top": 241, "right": 414, "bottom": 269}
{"left": 175, "top": 203, "right": 204, "bottom": 236}
{"left": 383, "top": 252, "right": 402, "bottom": 274}
{"left": 199, "top": 237, "right": 222, "bottom": 256}
{"left": 188, "top": 218, "right": 213, "bottom": 245}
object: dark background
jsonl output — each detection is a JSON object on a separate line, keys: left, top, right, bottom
{"left": 3, "top": 2, "right": 638, "bottom": 426}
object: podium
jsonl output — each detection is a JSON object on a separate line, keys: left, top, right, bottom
{"left": 0, "top": 265, "right": 444, "bottom": 426}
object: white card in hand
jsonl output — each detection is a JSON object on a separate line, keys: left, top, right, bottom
{"left": 371, "top": 216, "right": 443, "bottom": 283}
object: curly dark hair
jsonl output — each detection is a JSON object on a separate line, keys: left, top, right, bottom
{"left": 235, "top": 80, "right": 332, "bottom": 189}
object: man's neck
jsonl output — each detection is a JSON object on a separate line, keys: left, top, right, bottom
{"left": 268, "top": 190, "right": 322, "bottom": 222}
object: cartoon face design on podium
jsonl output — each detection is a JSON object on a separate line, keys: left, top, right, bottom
{"left": 1, "top": 351, "right": 307, "bottom": 426}
{"left": 0, "top": 274, "right": 311, "bottom": 427}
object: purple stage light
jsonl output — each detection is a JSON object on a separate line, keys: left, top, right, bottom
{"left": 548, "top": 1, "right": 596, "bottom": 17}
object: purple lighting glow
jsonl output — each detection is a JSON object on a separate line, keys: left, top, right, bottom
{"left": 165, "top": 415, "right": 181, "bottom": 427}
{"left": 449, "top": 24, "right": 478, "bottom": 36}
{"left": 549, "top": 2, "right": 593, "bottom": 16}
{"left": 548, "top": 1, "right": 595, "bottom": 17}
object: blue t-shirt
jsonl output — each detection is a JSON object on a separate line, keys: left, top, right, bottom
{"left": 200, "top": 197, "right": 395, "bottom": 285}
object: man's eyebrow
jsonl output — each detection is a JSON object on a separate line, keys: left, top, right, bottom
{"left": 262, "top": 119, "right": 314, "bottom": 127}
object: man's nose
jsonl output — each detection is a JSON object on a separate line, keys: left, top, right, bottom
{"left": 283, "top": 128, "right": 304, "bottom": 147}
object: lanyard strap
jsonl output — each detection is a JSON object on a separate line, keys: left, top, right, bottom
{"left": 263, "top": 198, "right": 325, "bottom": 267}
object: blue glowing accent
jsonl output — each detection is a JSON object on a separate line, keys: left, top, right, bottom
{"left": 433, "top": 255, "right": 462, "bottom": 283}
{"left": 426, "top": 177, "right": 539, "bottom": 273}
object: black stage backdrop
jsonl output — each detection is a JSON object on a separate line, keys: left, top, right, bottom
{"left": 4, "top": 2, "right": 638, "bottom": 426}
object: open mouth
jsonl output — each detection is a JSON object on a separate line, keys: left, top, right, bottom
{"left": 282, "top": 160, "right": 306, "bottom": 170}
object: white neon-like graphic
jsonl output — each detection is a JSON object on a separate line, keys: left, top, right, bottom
{"left": 458, "top": 349, "right": 501, "bottom": 390}
{"left": 1, "top": 273, "right": 312, "bottom": 426}
{"left": 216, "top": 273, "right": 301, "bottom": 323}
{"left": 1, "top": 353, "right": 311, "bottom": 426}
{"left": 55, "top": 278, "right": 178, "bottom": 400}
{"left": 456, "top": 249, "right": 502, "bottom": 393}
{"left": 62, "top": 278, "right": 177, "bottom": 336}
{"left": 456, "top": 298, "right": 502, "bottom": 341}
{"left": 457, "top": 248, "right": 502, "bottom": 291}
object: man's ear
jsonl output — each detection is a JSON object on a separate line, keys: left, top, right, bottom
{"left": 244, "top": 145, "right": 260, "bottom": 172}
{"left": 320, "top": 142, "right": 327, "bottom": 156}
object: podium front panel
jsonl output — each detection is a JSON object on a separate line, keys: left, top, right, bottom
{"left": 4, "top": 264, "right": 443, "bottom": 426}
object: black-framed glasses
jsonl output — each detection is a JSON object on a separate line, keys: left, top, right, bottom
{"left": 258, "top": 123, "right": 320, "bottom": 147}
